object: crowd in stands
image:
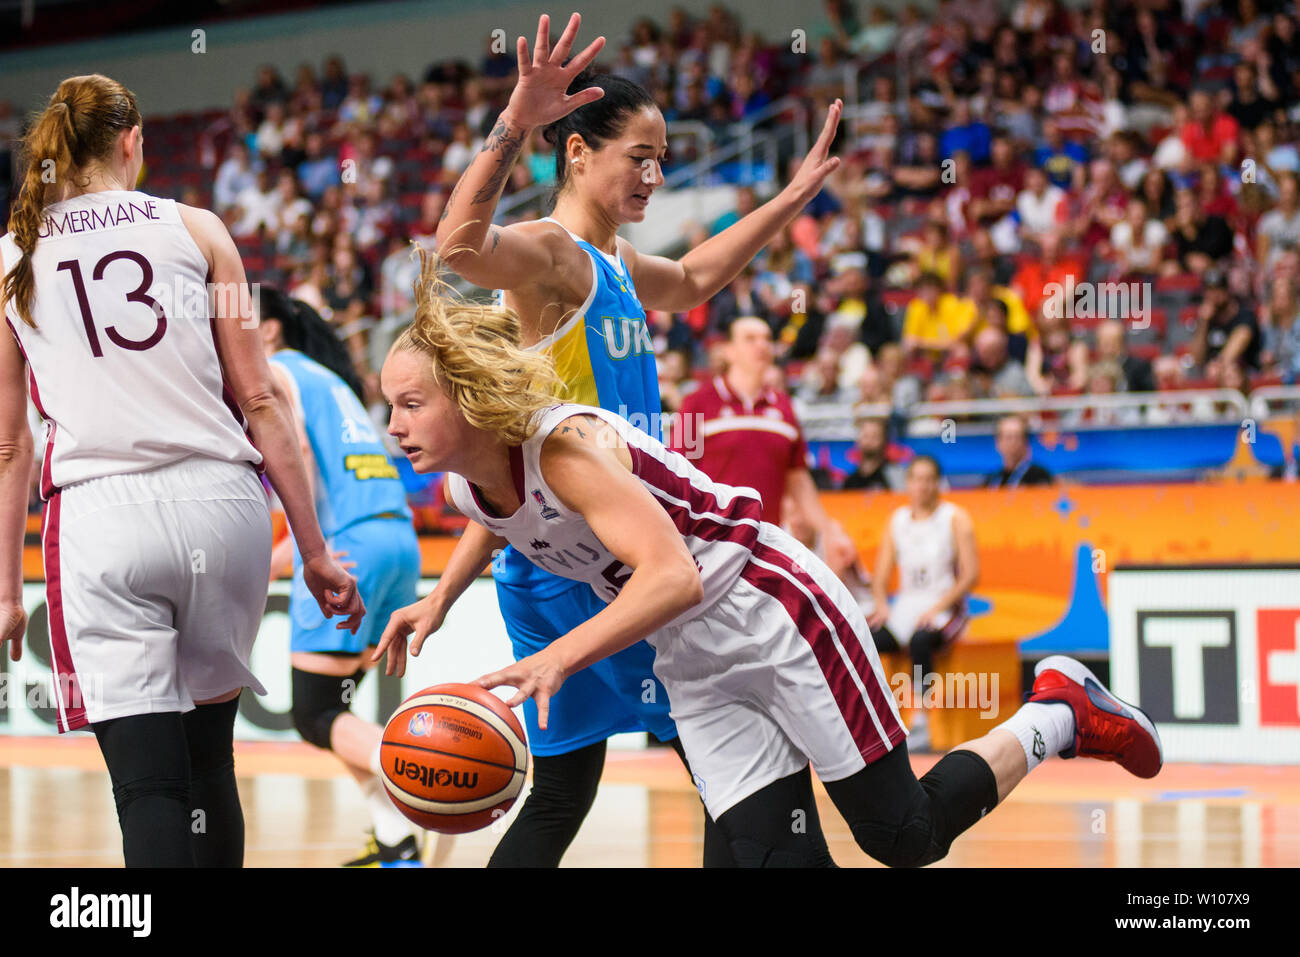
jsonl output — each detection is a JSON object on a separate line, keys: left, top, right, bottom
{"left": 5, "top": 0, "right": 1300, "bottom": 494}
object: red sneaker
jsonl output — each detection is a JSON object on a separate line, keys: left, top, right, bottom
{"left": 1027, "top": 655, "right": 1163, "bottom": 779}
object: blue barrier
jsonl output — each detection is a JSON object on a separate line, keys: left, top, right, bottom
{"left": 809, "top": 423, "right": 1243, "bottom": 484}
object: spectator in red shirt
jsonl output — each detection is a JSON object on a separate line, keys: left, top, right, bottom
{"left": 1010, "top": 230, "right": 1085, "bottom": 318}
{"left": 1180, "top": 89, "right": 1240, "bottom": 166}
{"left": 672, "top": 316, "right": 858, "bottom": 572}
{"left": 967, "top": 134, "right": 1024, "bottom": 230}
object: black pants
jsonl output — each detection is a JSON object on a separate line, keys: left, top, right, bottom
{"left": 714, "top": 745, "right": 999, "bottom": 868}
{"left": 872, "top": 624, "right": 948, "bottom": 683}
{"left": 91, "top": 697, "right": 245, "bottom": 867}
{"left": 488, "top": 736, "right": 732, "bottom": 867}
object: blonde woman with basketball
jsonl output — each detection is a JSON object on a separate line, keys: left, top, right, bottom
{"left": 373, "top": 254, "right": 1163, "bottom": 867}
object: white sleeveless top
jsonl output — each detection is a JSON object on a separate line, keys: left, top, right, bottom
{"left": 444, "top": 403, "right": 763, "bottom": 625}
{"left": 1, "top": 190, "right": 261, "bottom": 497}
{"left": 889, "top": 500, "right": 958, "bottom": 604}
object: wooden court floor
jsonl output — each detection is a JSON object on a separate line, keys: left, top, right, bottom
{"left": 2, "top": 736, "right": 1297, "bottom": 867}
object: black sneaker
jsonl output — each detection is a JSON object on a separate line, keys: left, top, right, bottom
{"left": 342, "top": 832, "right": 423, "bottom": 868}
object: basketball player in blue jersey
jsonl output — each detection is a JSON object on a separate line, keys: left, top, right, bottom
{"left": 381, "top": 12, "right": 850, "bottom": 866}
{"left": 257, "top": 289, "right": 427, "bottom": 867}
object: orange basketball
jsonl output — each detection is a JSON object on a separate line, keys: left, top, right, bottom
{"left": 379, "top": 683, "right": 529, "bottom": 835}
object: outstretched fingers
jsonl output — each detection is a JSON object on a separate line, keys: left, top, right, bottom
{"left": 516, "top": 35, "right": 530, "bottom": 77}
{"left": 533, "top": 13, "right": 551, "bottom": 68}
{"left": 564, "top": 34, "right": 607, "bottom": 77}
{"left": 550, "top": 11, "right": 582, "bottom": 64}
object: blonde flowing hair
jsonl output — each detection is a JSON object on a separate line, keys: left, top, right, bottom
{"left": 390, "top": 245, "right": 564, "bottom": 445}
{"left": 4, "top": 75, "right": 142, "bottom": 327}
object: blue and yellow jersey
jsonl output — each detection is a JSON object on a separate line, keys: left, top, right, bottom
{"left": 271, "top": 348, "right": 412, "bottom": 538}
{"left": 494, "top": 218, "right": 661, "bottom": 594}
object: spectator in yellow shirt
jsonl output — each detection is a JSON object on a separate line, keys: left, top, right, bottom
{"left": 963, "top": 267, "right": 1036, "bottom": 361}
{"left": 902, "top": 272, "right": 978, "bottom": 360}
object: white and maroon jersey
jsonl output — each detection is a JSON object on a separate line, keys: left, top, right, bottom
{"left": 0, "top": 190, "right": 261, "bottom": 497}
{"left": 889, "top": 500, "right": 958, "bottom": 604}
{"left": 444, "top": 403, "right": 763, "bottom": 626}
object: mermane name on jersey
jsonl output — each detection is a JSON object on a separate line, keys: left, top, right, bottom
{"left": 39, "top": 198, "right": 160, "bottom": 239}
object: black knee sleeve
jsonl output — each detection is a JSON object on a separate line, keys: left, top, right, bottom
{"left": 715, "top": 767, "right": 837, "bottom": 868}
{"left": 826, "top": 747, "right": 998, "bottom": 868}
{"left": 93, "top": 712, "right": 195, "bottom": 867}
{"left": 291, "top": 667, "right": 363, "bottom": 750}
{"left": 183, "top": 698, "right": 245, "bottom": 867}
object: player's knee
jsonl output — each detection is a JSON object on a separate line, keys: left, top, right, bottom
{"left": 726, "top": 836, "right": 835, "bottom": 868}
{"left": 112, "top": 775, "right": 190, "bottom": 816}
{"left": 851, "top": 816, "right": 942, "bottom": 868}
{"left": 290, "top": 667, "right": 354, "bottom": 751}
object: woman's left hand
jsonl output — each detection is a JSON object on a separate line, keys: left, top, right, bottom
{"left": 785, "top": 99, "right": 843, "bottom": 205}
{"left": 474, "top": 650, "right": 568, "bottom": 730}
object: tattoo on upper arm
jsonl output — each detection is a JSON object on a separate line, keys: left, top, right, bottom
{"left": 490, "top": 228, "right": 501, "bottom": 253}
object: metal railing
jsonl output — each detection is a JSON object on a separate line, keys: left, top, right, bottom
{"left": 492, "top": 96, "right": 813, "bottom": 224}
{"left": 1248, "top": 385, "right": 1300, "bottom": 420}
{"left": 795, "top": 390, "right": 1253, "bottom": 442}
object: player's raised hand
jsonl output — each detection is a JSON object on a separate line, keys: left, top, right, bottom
{"left": 302, "top": 552, "right": 365, "bottom": 633}
{"left": 504, "top": 13, "right": 606, "bottom": 130}
{"left": 785, "top": 99, "right": 843, "bottom": 204}
{"left": 474, "top": 650, "right": 567, "bottom": 730}
{"left": 0, "top": 601, "right": 26, "bottom": 663}
{"left": 373, "top": 594, "right": 448, "bottom": 677}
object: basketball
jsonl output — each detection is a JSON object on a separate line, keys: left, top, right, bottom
{"left": 379, "top": 683, "right": 529, "bottom": 835}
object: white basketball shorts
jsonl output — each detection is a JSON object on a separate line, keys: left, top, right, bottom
{"left": 41, "top": 456, "right": 272, "bottom": 732}
{"left": 650, "top": 524, "right": 909, "bottom": 820}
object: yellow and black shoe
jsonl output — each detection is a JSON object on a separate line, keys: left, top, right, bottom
{"left": 342, "top": 832, "right": 424, "bottom": 868}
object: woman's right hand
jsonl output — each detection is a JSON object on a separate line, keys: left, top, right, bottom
{"left": 373, "top": 594, "right": 448, "bottom": 678}
{"left": 503, "top": 13, "right": 607, "bottom": 131}
{"left": 301, "top": 552, "right": 365, "bottom": 633}
{"left": 0, "top": 600, "right": 26, "bottom": 662}
{"left": 867, "top": 607, "right": 889, "bottom": 632}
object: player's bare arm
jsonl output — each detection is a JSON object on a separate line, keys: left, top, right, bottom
{"left": 0, "top": 308, "right": 33, "bottom": 661}
{"left": 868, "top": 530, "right": 896, "bottom": 631}
{"left": 476, "top": 415, "right": 703, "bottom": 727}
{"left": 919, "top": 507, "right": 980, "bottom": 627}
{"left": 622, "top": 99, "right": 843, "bottom": 313}
{"left": 785, "top": 466, "right": 858, "bottom": 572}
{"left": 374, "top": 518, "right": 506, "bottom": 677}
{"left": 435, "top": 12, "right": 603, "bottom": 299}
{"left": 179, "top": 203, "right": 365, "bottom": 632}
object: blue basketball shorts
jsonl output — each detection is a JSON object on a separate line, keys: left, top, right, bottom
{"left": 495, "top": 575, "right": 678, "bottom": 756}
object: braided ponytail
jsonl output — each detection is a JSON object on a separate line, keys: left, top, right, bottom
{"left": 3, "top": 75, "right": 141, "bottom": 327}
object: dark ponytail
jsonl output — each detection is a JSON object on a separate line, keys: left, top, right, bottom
{"left": 541, "top": 69, "right": 658, "bottom": 197}
{"left": 260, "top": 287, "right": 366, "bottom": 402}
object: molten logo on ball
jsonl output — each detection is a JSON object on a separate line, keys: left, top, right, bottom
{"left": 381, "top": 684, "right": 530, "bottom": 834}
{"left": 392, "top": 756, "right": 479, "bottom": 790}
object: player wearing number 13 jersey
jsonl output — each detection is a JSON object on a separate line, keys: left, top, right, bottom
{"left": 0, "top": 74, "right": 361, "bottom": 867}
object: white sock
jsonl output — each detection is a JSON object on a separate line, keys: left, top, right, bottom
{"left": 361, "top": 775, "right": 415, "bottom": 846}
{"left": 994, "top": 702, "right": 1075, "bottom": 773}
